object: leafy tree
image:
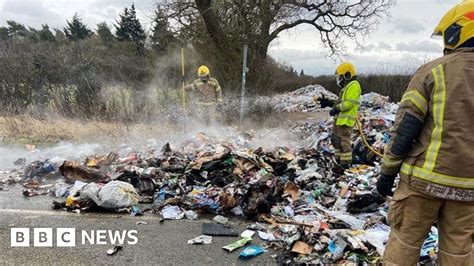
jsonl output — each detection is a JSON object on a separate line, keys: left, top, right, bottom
{"left": 6, "top": 20, "right": 29, "bottom": 38}
{"left": 115, "top": 7, "right": 131, "bottom": 42}
{"left": 64, "top": 14, "right": 93, "bottom": 41}
{"left": 115, "top": 4, "right": 146, "bottom": 53}
{"left": 151, "top": 9, "right": 177, "bottom": 53}
{"left": 29, "top": 24, "right": 56, "bottom": 42}
{"left": 97, "top": 22, "right": 114, "bottom": 46}
{"left": 38, "top": 25, "right": 55, "bottom": 42}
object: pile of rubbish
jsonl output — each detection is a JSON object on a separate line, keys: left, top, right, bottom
{"left": 10, "top": 134, "right": 393, "bottom": 263}
{"left": 360, "top": 92, "right": 392, "bottom": 108}
{"left": 258, "top": 85, "right": 338, "bottom": 113}
{"left": 2, "top": 87, "right": 439, "bottom": 264}
{"left": 297, "top": 91, "right": 397, "bottom": 166}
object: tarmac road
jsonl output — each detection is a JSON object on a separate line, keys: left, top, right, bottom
{"left": 0, "top": 185, "right": 275, "bottom": 265}
{"left": 0, "top": 112, "right": 329, "bottom": 265}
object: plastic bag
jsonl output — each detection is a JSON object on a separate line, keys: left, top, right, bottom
{"left": 79, "top": 182, "right": 101, "bottom": 204}
{"left": 161, "top": 205, "right": 185, "bottom": 219}
{"left": 239, "top": 245, "right": 265, "bottom": 259}
{"left": 97, "top": 181, "right": 139, "bottom": 209}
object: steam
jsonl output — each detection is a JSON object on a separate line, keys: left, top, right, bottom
{"left": 0, "top": 120, "right": 307, "bottom": 171}
{"left": 0, "top": 142, "right": 104, "bottom": 171}
{"left": 0, "top": 46, "right": 317, "bottom": 171}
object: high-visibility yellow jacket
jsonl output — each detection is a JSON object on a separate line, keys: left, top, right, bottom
{"left": 381, "top": 48, "right": 474, "bottom": 201}
{"left": 335, "top": 80, "right": 361, "bottom": 127}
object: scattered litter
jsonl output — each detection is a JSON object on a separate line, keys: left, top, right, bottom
{"left": 239, "top": 245, "right": 265, "bottom": 259}
{"left": 161, "top": 206, "right": 185, "bottom": 220}
{"left": 212, "top": 215, "right": 229, "bottom": 224}
{"left": 23, "top": 188, "right": 50, "bottom": 197}
{"left": 420, "top": 226, "right": 438, "bottom": 262}
{"left": 222, "top": 237, "right": 252, "bottom": 252}
{"left": 185, "top": 210, "right": 198, "bottom": 220}
{"left": 329, "top": 238, "right": 348, "bottom": 261}
{"left": 72, "top": 181, "right": 139, "bottom": 210}
{"left": 59, "top": 160, "right": 107, "bottom": 183}
{"left": 258, "top": 85, "right": 337, "bottom": 113}
{"left": 240, "top": 230, "right": 255, "bottom": 238}
{"left": 106, "top": 246, "right": 123, "bottom": 256}
{"left": 5, "top": 86, "right": 420, "bottom": 264}
{"left": 257, "top": 231, "right": 276, "bottom": 241}
{"left": 291, "top": 241, "right": 312, "bottom": 255}
{"left": 136, "top": 221, "right": 148, "bottom": 225}
{"left": 130, "top": 206, "right": 142, "bottom": 216}
{"left": 97, "top": 181, "right": 139, "bottom": 209}
{"left": 188, "top": 235, "right": 212, "bottom": 245}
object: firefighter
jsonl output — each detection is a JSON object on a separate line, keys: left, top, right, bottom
{"left": 378, "top": 1, "right": 474, "bottom": 264}
{"left": 186, "top": 65, "right": 223, "bottom": 125}
{"left": 330, "top": 62, "right": 361, "bottom": 171}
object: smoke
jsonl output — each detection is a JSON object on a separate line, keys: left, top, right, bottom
{"left": 0, "top": 46, "right": 316, "bottom": 171}
{"left": 0, "top": 142, "right": 105, "bottom": 171}
{"left": 0, "top": 118, "right": 308, "bottom": 171}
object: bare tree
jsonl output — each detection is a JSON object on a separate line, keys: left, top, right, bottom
{"left": 158, "top": 0, "right": 393, "bottom": 92}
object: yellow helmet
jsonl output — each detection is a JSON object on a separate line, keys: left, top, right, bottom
{"left": 335, "top": 62, "right": 356, "bottom": 80}
{"left": 433, "top": 0, "right": 474, "bottom": 50}
{"left": 197, "top": 65, "right": 210, "bottom": 77}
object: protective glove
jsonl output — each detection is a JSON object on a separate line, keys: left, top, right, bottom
{"left": 376, "top": 173, "right": 396, "bottom": 197}
{"left": 329, "top": 106, "right": 340, "bottom": 116}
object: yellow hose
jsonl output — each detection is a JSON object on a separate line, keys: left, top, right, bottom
{"left": 355, "top": 117, "right": 385, "bottom": 157}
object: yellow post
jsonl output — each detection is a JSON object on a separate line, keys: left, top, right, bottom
{"left": 181, "top": 47, "right": 186, "bottom": 133}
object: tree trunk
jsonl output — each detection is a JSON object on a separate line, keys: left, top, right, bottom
{"left": 195, "top": 0, "right": 235, "bottom": 58}
{"left": 195, "top": 0, "right": 241, "bottom": 93}
{"left": 194, "top": 0, "right": 276, "bottom": 94}
{"left": 248, "top": 0, "right": 273, "bottom": 94}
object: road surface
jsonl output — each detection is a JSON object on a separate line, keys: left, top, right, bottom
{"left": 0, "top": 185, "right": 275, "bottom": 265}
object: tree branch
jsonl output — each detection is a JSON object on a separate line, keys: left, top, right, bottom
{"left": 269, "top": 0, "right": 393, "bottom": 54}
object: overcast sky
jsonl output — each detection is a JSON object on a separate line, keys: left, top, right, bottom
{"left": 0, "top": 0, "right": 460, "bottom": 76}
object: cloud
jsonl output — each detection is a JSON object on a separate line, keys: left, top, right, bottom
{"left": 395, "top": 40, "right": 443, "bottom": 53}
{"left": 355, "top": 44, "right": 376, "bottom": 53}
{"left": 392, "top": 18, "right": 425, "bottom": 34}
{"left": 0, "top": 0, "right": 62, "bottom": 27}
{"left": 268, "top": 46, "right": 441, "bottom": 76}
{"left": 268, "top": 48, "right": 334, "bottom": 76}
{"left": 378, "top": 41, "right": 392, "bottom": 51}
{"left": 0, "top": 0, "right": 446, "bottom": 76}
{"left": 0, "top": 0, "right": 154, "bottom": 30}
{"left": 355, "top": 42, "right": 392, "bottom": 54}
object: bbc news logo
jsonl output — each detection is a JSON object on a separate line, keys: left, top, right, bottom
{"left": 11, "top": 228, "right": 138, "bottom": 247}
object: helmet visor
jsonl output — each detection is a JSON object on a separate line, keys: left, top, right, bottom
{"left": 444, "top": 23, "right": 462, "bottom": 46}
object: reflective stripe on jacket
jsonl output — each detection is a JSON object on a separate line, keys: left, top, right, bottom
{"left": 381, "top": 48, "right": 474, "bottom": 201}
{"left": 189, "top": 77, "right": 223, "bottom": 105}
{"left": 335, "top": 80, "right": 361, "bottom": 127}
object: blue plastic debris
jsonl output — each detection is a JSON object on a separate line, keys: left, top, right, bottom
{"left": 40, "top": 162, "right": 56, "bottom": 175}
{"left": 239, "top": 245, "right": 265, "bottom": 259}
{"left": 130, "top": 205, "right": 143, "bottom": 216}
{"left": 328, "top": 238, "right": 347, "bottom": 261}
{"left": 420, "top": 226, "right": 438, "bottom": 261}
